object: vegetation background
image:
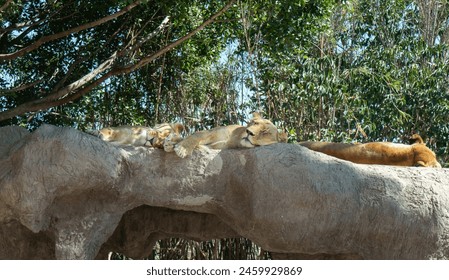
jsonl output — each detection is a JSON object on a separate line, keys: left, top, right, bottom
{"left": 1, "top": 0, "right": 448, "bottom": 259}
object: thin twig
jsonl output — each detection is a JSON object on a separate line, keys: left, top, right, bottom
{"left": 0, "top": 1, "right": 141, "bottom": 61}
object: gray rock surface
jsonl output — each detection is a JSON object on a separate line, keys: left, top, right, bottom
{"left": 1, "top": 124, "right": 448, "bottom": 259}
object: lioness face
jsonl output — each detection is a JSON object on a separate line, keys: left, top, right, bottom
{"left": 98, "top": 127, "right": 145, "bottom": 142}
{"left": 147, "top": 129, "right": 171, "bottom": 148}
{"left": 98, "top": 128, "right": 115, "bottom": 141}
{"left": 98, "top": 126, "right": 148, "bottom": 146}
{"left": 242, "top": 117, "right": 281, "bottom": 147}
{"left": 149, "top": 123, "right": 185, "bottom": 149}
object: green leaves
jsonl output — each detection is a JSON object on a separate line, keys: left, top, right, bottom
{"left": 244, "top": 0, "right": 448, "bottom": 165}
{"left": 1, "top": 0, "right": 448, "bottom": 165}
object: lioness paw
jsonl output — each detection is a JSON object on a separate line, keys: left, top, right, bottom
{"left": 174, "top": 145, "right": 190, "bottom": 158}
{"left": 163, "top": 133, "right": 183, "bottom": 152}
{"left": 163, "top": 138, "right": 176, "bottom": 152}
{"left": 163, "top": 141, "right": 175, "bottom": 152}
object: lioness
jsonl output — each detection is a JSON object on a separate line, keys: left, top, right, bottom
{"left": 167, "top": 113, "right": 287, "bottom": 158}
{"left": 96, "top": 123, "right": 184, "bottom": 148}
{"left": 298, "top": 137, "right": 441, "bottom": 168}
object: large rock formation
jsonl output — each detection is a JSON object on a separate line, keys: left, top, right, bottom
{"left": 0, "top": 125, "right": 448, "bottom": 259}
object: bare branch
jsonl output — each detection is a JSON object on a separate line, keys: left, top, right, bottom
{"left": 52, "top": 22, "right": 128, "bottom": 93}
{"left": 34, "top": 50, "right": 119, "bottom": 107}
{"left": 0, "top": 51, "right": 118, "bottom": 121}
{"left": 126, "top": 16, "right": 170, "bottom": 55}
{"left": 117, "top": 15, "right": 171, "bottom": 67}
{"left": 123, "top": 0, "right": 236, "bottom": 73}
{"left": 0, "top": 0, "right": 13, "bottom": 14}
{"left": 0, "top": 0, "right": 236, "bottom": 121}
{"left": 1, "top": 1, "right": 66, "bottom": 34}
{"left": 39, "top": 16, "right": 174, "bottom": 108}
{"left": 0, "top": 1, "right": 141, "bottom": 61}
{"left": 0, "top": 79, "right": 44, "bottom": 95}
{"left": 5, "top": 4, "right": 70, "bottom": 45}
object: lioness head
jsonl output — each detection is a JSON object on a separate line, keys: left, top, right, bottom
{"left": 147, "top": 123, "right": 184, "bottom": 149}
{"left": 97, "top": 127, "right": 117, "bottom": 142}
{"left": 98, "top": 126, "right": 146, "bottom": 142}
{"left": 163, "top": 132, "right": 184, "bottom": 152}
{"left": 242, "top": 112, "right": 287, "bottom": 147}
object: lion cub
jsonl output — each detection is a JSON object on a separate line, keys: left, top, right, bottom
{"left": 165, "top": 113, "right": 287, "bottom": 158}
{"left": 95, "top": 123, "right": 184, "bottom": 148}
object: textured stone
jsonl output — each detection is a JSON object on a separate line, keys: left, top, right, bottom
{"left": 1, "top": 125, "right": 448, "bottom": 259}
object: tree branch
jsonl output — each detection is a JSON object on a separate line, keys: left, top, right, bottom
{"left": 1, "top": 1, "right": 66, "bottom": 35}
{"left": 0, "top": 51, "right": 118, "bottom": 121}
{"left": 0, "top": 79, "right": 45, "bottom": 95}
{"left": 0, "top": 0, "right": 237, "bottom": 122}
{"left": 0, "top": 0, "right": 13, "bottom": 14}
{"left": 123, "top": 0, "right": 236, "bottom": 73}
{"left": 125, "top": 16, "right": 170, "bottom": 56}
{"left": 0, "top": 15, "right": 168, "bottom": 121}
{"left": 0, "top": 1, "right": 141, "bottom": 61}
{"left": 5, "top": 4, "right": 71, "bottom": 46}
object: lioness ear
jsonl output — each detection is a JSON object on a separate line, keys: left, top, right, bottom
{"left": 278, "top": 131, "right": 288, "bottom": 143}
{"left": 252, "top": 112, "right": 262, "bottom": 119}
{"left": 173, "top": 123, "right": 185, "bottom": 134}
{"left": 100, "top": 128, "right": 113, "bottom": 136}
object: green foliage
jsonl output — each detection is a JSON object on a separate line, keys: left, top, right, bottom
{"left": 247, "top": 0, "right": 449, "bottom": 164}
{"left": 0, "top": 0, "right": 233, "bottom": 128}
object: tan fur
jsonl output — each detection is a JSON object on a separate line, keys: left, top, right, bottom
{"left": 97, "top": 123, "right": 184, "bottom": 148}
{"left": 148, "top": 123, "right": 185, "bottom": 149}
{"left": 163, "top": 132, "right": 184, "bottom": 152}
{"left": 168, "top": 113, "right": 287, "bottom": 158}
{"left": 298, "top": 139, "right": 441, "bottom": 168}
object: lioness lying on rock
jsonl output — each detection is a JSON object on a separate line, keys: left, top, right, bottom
{"left": 165, "top": 113, "right": 288, "bottom": 158}
{"left": 298, "top": 135, "right": 441, "bottom": 168}
{"left": 94, "top": 123, "right": 184, "bottom": 149}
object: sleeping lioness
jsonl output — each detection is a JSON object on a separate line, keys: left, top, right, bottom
{"left": 95, "top": 123, "right": 184, "bottom": 148}
{"left": 166, "top": 112, "right": 287, "bottom": 158}
{"left": 298, "top": 137, "right": 441, "bottom": 168}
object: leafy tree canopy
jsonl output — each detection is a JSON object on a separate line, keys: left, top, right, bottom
{"left": 1, "top": 0, "right": 448, "bottom": 165}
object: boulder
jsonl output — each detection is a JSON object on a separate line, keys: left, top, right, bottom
{"left": 1, "top": 125, "right": 448, "bottom": 259}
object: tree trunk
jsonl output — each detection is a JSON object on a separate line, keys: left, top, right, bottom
{"left": 1, "top": 125, "right": 448, "bottom": 259}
